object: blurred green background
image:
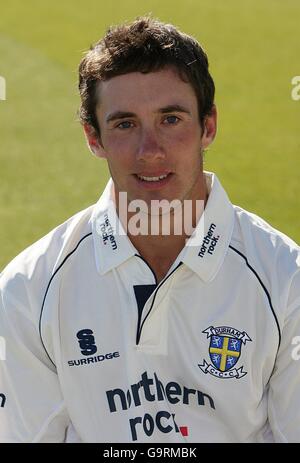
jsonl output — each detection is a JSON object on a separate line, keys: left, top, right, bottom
{"left": 0, "top": 0, "right": 299, "bottom": 270}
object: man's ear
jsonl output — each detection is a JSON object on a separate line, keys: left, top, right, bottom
{"left": 200, "top": 105, "right": 217, "bottom": 150}
{"left": 83, "top": 123, "right": 107, "bottom": 158}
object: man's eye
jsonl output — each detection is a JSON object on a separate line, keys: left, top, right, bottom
{"left": 164, "top": 115, "right": 179, "bottom": 125}
{"left": 117, "top": 121, "right": 133, "bottom": 129}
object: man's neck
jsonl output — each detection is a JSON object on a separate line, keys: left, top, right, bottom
{"left": 127, "top": 199, "right": 207, "bottom": 282}
{"left": 128, "top": 232, "right": 188, "bottom": 283}
{"left": 114, "top": 175, "right": 209, "bottom": 282}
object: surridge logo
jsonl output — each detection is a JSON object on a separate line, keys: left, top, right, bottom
{"left": 67, "top": 329, "right": 120, "bottom": 367}
{"left": 77, "top": 329, "right": 97, "bottom": 356}
{"left": 106, "top": 371, "right": 215, "bottom": 441}
{"left": 198, "top": 223, "right": 220, "bottom": 258}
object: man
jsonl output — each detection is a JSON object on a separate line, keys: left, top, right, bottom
{"left": 0, "top": 16, "right": 300, "bottom": 443}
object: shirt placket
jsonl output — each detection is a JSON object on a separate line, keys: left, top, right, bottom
{"left": 136, "top": 264, "right": 182, "bottom": 353}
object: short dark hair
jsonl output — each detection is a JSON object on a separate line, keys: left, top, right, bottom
{"left": 78, "top": 16, "right": 215, "bottom": 135}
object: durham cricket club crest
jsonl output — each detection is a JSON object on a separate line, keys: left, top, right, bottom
{"left": 198, "top": 326, "right": 252, "bottom": 379}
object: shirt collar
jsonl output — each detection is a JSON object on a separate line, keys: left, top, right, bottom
{"left": 179, "top": 171, "right": 234, "bottom": 282}
{"left": 91, "top": 178, "right": 137, "bottom": 275}
{"left": 92, "top": 172, "right": 234, "bottom": 280}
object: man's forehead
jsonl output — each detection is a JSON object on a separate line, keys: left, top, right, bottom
{"left": 96, "top": 68, "right": 197, "bottom": 113}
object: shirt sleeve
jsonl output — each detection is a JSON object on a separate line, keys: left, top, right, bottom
{"left": 268, "top": 266, "right": 300, "bottom": 442}
{"left": 0, "top": 273, "right": 70, "bottom": 443}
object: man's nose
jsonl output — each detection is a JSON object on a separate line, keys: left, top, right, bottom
{"left": 136, "top": 129, "right": 165, "bottom": 162}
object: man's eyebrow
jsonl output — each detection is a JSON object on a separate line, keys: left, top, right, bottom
{"left": 105, "top": 105, "right": 191, "bottom": 124}
{"left": 159, "top": 104, "right": 191, "bottom": 115}
{"left": 106, "top": 111, "right": 136, "bottom": 124}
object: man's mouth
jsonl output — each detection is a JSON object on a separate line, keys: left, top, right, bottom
{"left": 133, "top": 172, "right": 173, "bottom": 189}
{"left": 136, "top": 173, "right": 169, "bottom": 182}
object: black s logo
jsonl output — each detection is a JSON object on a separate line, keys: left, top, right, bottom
{"left": 77, "top": 329, "right": 97, "bottom": 356}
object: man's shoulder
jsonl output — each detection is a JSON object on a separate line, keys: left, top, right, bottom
{"left": 232, "top": 204, "right": 299, "bottom": 253}
{"left": 231, "top": 204, "right": 300, "bottom": 298}
{"left": 0, "top": 204, "right": 95, "bottom": 296}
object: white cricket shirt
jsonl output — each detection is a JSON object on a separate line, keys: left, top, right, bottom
{"left": 0, "top": 172, "right": 300, "bottom": 443}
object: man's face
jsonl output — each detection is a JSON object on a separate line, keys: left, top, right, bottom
{"left": 88, "top": 67, "right": 216, "bottom": 207}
